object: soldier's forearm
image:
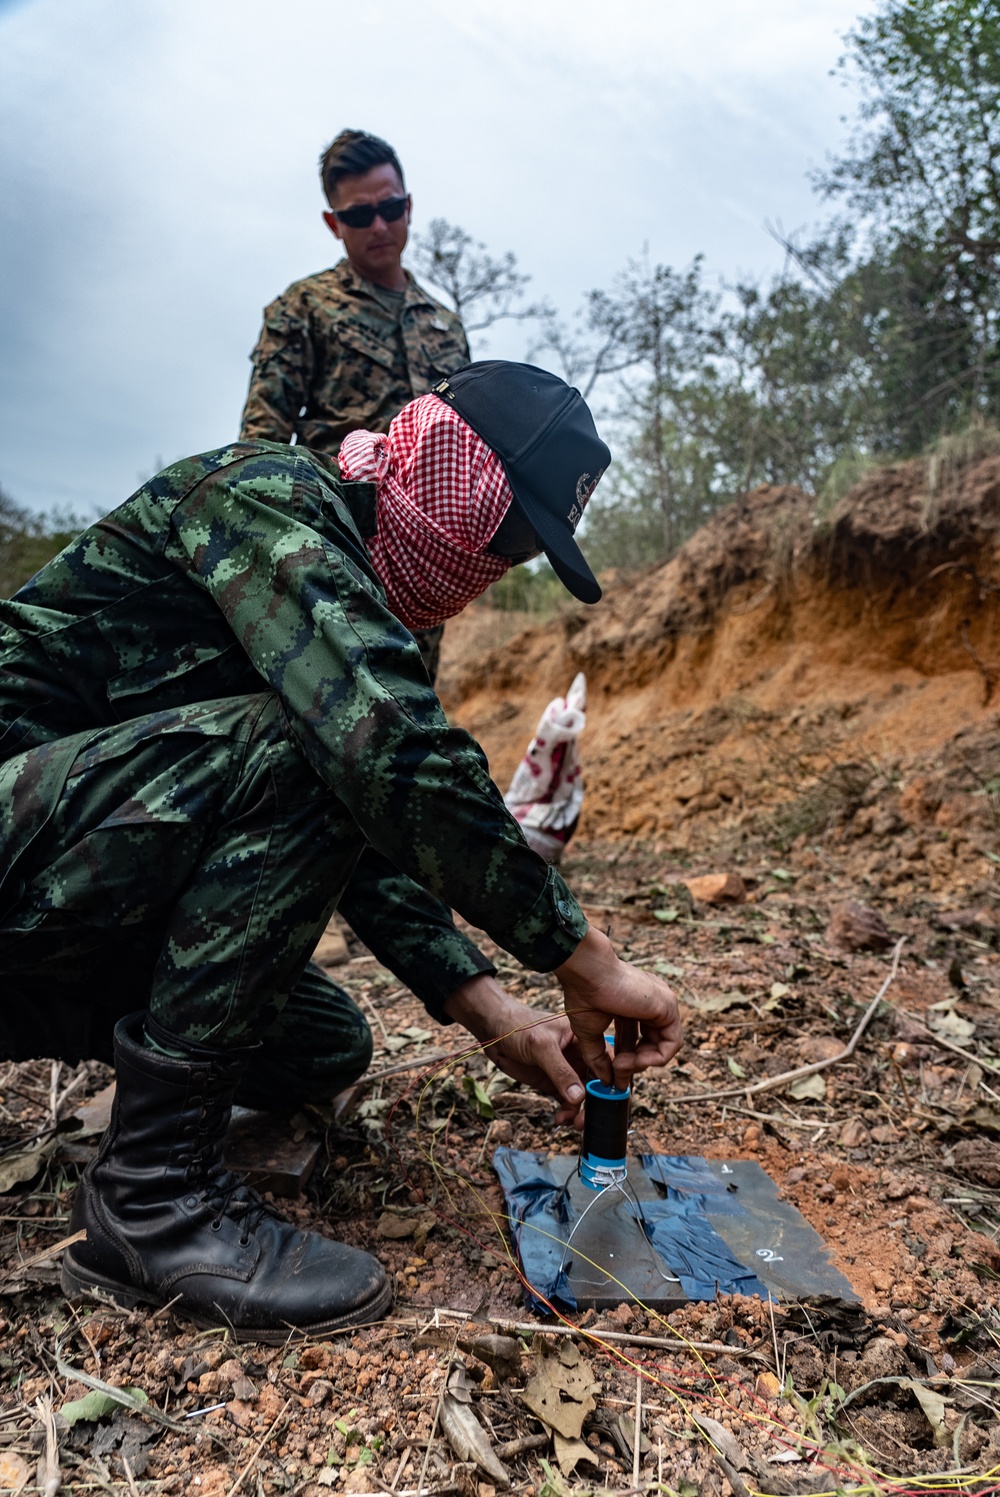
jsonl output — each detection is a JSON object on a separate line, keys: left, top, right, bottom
{"left": 338, "top": 848, "right": 495, "bottom": 1023}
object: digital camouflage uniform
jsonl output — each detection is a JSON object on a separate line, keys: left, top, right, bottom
{"left": 239, "top": 258, "right": 471, "bottom": 684}
{"left": 0, "top": 443, "right": 587, "bottom": 1108}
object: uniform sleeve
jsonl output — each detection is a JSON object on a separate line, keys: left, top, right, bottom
{"left": 167, "top": 454, "right": 588, "bottom": 973}
{"left": 239, "top": 293, "right": 314, "bottom": 444}
{"left": 338, "top": 847, "right": 494, "bottom": 1023}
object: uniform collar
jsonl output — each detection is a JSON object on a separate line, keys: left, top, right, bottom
{"left": 332, "top": 257, "right": 436, "bottom": 311}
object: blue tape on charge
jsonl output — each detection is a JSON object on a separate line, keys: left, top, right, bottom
{"left": 637, "top": 1154, "right": 772, "bottom": 1300}
{"left": 494, "top": 1148, "right": 772, "bottom": 1307}
{"left": 492, "top": 1149, "right": 578, "bottom": 1313}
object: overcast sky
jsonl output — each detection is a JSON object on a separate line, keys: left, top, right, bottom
{"left": 0, "top": 0, "right": 869, "bottom": 517}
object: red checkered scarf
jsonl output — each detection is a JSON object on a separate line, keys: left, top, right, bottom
{"left": 338, "top": 396, "right": 513, "bottom": 632}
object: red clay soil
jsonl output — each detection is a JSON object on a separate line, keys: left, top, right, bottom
{"left": 439, "top": 453, "right": 1000, "bottom": 861}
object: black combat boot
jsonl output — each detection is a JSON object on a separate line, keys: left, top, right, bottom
{"left": 61, "top": 1012, "right": 392, "bottom": 1341}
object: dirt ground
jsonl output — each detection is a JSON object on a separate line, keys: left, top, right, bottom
{"left": 1, "top": 455, "right": 999, "bottom": 1494}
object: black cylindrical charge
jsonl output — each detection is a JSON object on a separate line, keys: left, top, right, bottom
{"left": 581, "top": 1080, "right": 631, "bottom": 1191}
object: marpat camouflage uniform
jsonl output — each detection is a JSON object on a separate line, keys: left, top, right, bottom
{"left": 0, "top": 443, "right": 587, "bottom": 1097}
{"left": 239, "top": 258, "right": 468, "bottom": 686}
{"left": 239, "top": 259, "right": 470, "bottom": 457}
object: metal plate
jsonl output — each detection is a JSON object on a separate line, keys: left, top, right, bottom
{"left": 500, "top": 1151, "right": 859, "bottom": 1310}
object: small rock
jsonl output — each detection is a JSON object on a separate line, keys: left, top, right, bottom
{"left": 825, "top": 901, "right": 894, "bottom": 952}
{"left": 840, "top": 1118, "right": 870, "bottom": 1148}
{"left": 683, "top": 872, "right": 747, "bottom": 905}
{"left": 871, "top": 1270, "right": 893, "bottom": 1293}
{"left": 490, "top": 1119, "right": 513, "bottom": 1145}
{"left": 785, "top": 1167, "right": 807, "bottom": 1185}
{"left": 218, "top": 1358, "right": 243, "bottom": 1387}
{"left": 852, "top": 1334, "right": 908, "bottom": 1384}
{"left": 755, "top": 1371, "right": 782, "bottom": 1400}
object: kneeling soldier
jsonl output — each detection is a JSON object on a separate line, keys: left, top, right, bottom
{"left": 0, "top": 362, "right": 681, "bottom": 1341}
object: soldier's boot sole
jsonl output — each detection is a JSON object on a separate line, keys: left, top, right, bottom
{"left": 60, "top": 1248, "right": 394, "bottom": 1343}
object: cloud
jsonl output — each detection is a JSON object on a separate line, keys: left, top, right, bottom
{"left": 0, "top": 0, "right": 866, "bottom": 514}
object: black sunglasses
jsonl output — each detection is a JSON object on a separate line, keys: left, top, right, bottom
{"left": 331, "top": 196, "right": 409, "bottom": 229}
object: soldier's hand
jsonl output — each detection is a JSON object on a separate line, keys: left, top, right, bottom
{"left": 443, "top": 975, "right": 588, "bottom": 1126}
{"left": 554, "top": 927, "right": 683, "bottom": 1090}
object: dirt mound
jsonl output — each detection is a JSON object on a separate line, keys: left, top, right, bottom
{"left": 440, "top": 453, "right": 1000, "bottom": 905}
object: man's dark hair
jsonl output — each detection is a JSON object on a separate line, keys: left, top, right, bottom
{"left": 319, "top": 129, "right": 405, "bottom": 206}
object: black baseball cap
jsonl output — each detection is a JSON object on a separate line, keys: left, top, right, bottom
{"left": 432, "top": 361, "right": 610, "bottom": 604}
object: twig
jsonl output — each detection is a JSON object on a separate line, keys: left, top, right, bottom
{"left": 664, "top": 938, "right": 905, "bottom": 1105}
{"left": 47, "top": 1063, "right": 61, "bottom": 1131}
{"left": 360, "top": 1052, "right": 450, "bottom": 1086}
{"left": 767, "top": 1295, "right": 783, "bottom": 1386}
{"left": 362, "top": 993, "right": 392, "bottom": 1045}
{"left": 121, "top": 1455, "right": 140, "bottom": 1497}
{"left": 33, "top": 1396, "right": 60, "bottom": 1497}
{"left": 723, "top": 1103, "right": 831, "bottom": 1131}
{"left": 631, "top": 1371, "right": 642, "bottom": 1489}
{"left": 388, "top": 1443, "right": 412, "bottom": 1492}
{"left": 407, "top": 1312, "right": 769, "bottom": 1363}
{"left": 55, "top": 1356, "right": 193, "bottom": 1436}
{"left": 225, "top": 1396, "right": 291, "bottom": 1497}
{"left": 8, "top": 1229, "right": 86, "bottom": 1276}
{"left": 493, "top": 1432, "right": 549, "bottom": 1460}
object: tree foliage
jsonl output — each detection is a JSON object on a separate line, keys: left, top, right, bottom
{"left": 582, "top": 0, "right": 1000, "bottom": 571}
{"left": 408, "top": 219, "right": 542, "bottom": 332}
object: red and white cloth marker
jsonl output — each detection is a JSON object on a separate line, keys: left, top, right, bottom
{"left": 503, "top": 673, "right": 586, "bottom": 863}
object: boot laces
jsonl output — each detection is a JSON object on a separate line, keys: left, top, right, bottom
{"left": 184, "top": 1089, "right": 276, "bottom": 1244}
{"left": 201, "top": 1165, "right": 274, "bottom": 1243}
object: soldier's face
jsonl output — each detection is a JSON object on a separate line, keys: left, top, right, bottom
{"left": 323, "top": 163, "right": 411, "bottom": 288}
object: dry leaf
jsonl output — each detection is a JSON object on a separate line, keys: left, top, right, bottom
{"left": 552, "top": 1433, "right": 597, "bottom": 1476}
{"left": 439, "top": 1392, "right": 510, "bottom": 1487}
{"left": 690, "top": 991, "right": 753, "bottom": 1014}
{"left": 460, "top": 1334, "right": 523, "bottom": 1384}
{"left": 901, "top": 1379, "right": 951, "bottom": 1447}
{"left": 521, "top": 1341, "right": 599, "bottom": 1439}
{"left": 446, "top": 1361, "right": 477, "bottom": 1404}
{"left": 928, "top": 1009, "right": 976, "bottom": 1042}
{"left": 0, "top": 1451, "right": 31, "bottom": 1495}
{"left": 788, "top": 1074, "right": 827, "bottom": 1102}
{"left": 617, "top": 1411, "right": 649, "bottom": 1457}
{"left": 0, "top": 1134, "right": 57, "bottom": 1194}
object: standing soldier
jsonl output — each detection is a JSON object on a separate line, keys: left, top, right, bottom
{"left": 240, "top": 128, "right": 469, "bottom": 680}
